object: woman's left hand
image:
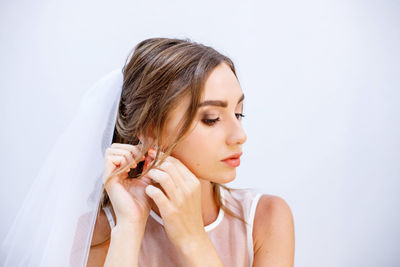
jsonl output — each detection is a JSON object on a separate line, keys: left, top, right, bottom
{"left": 144, "top": 148, "right": 206, "bottom": 248}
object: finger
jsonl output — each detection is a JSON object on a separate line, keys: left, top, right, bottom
{"left": 111, "top": 143, "right": 137, "bottom": 149}
{"left": 157, "top": 160, "right": 187, "bottom": 191}
{"left": 106, "top": 149, "right": 137, "bottom": 170}
{"left": 145, "top": 185, "right": 171, "bottom": 213}
{"left": 148, "top": 149, "right": 190, "bottom": 187}
{"left": 139, "top": 175, "right": 152, "bottom": 185}
{"left": 103, "top": 155, "right": 129, "bottom": 184}
{"left": 107, "top": 148, "right": 134, "bottom": 160}
{"left": 146, "top": 168, "right": 177, "bottom": 200}
{"left": 108, "top": 154, "right": 127, "bottom": 167}
{"left": 111, "top": 143, "right": 145, "bottom": 162}
{"left": 109, "top": 146, "right": 145, "bottom": 162}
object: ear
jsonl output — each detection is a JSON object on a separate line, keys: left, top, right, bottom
{"left": 137, "top": 131, "right": 156, "bottom": 148}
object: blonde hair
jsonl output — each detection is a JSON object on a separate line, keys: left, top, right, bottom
{"left": 99, "top": 37, "right": 246, "bottom": 230}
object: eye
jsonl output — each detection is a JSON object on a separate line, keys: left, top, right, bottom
{"left": 202, "top": 117, "right": 220, "bottom": 126}
{"left": 235, "top": 113, "right": 245, "bottom": 120}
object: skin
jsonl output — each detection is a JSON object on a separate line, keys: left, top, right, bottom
{"left": 88, "top": 62, "right": 295, "bottom": 266}
{"left": 150, "top": 61, "right": 247, "bottom": 225}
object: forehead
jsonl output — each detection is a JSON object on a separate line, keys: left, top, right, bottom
{"left": 161, "top": 63, "right": 242, "bottom": 142}
{"left": 165, "top": 63, "right": 242, "bottom": 125}
{"left": 201, "top": 62, "right": 242, "bottom": 101}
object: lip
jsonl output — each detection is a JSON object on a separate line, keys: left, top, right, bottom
{"left": 221, "top": 152, "right": 242, "bottom": 167}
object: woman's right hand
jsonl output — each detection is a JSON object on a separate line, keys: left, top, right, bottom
{"left": 103, "top": 143, "right": 153, "bottom": 226}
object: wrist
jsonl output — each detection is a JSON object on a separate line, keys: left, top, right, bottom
{"left": 110, "top": 222, "right": 146, "bottom": 252}
{"left": 113, "top": 220, "right": 147, "bottom": 236}
{"left": 105, "top": 221, "right": 145, "bottom": 267}
{"left": 116, "top": 215, "right": 147, "bottom": 227}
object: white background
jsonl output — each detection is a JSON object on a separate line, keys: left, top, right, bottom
{"left": 1, "top": 0, "right": 399, "bottom": 266}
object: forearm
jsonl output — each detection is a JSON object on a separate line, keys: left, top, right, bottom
{"left": 103, "top": 222, "right": 145, "bottom": 267}
{"left": 177, "top": 234, "right": 225, "bottom": 267}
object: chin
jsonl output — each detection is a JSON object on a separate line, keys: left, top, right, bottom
{"left": 213, "top": 170, "right": 236, "bottom": 184}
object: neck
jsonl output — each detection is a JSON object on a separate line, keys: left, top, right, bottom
{"left": 149, "top": 179, "right": 219, "bottom": 226}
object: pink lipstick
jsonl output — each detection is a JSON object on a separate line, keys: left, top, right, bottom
{"left": 221, "top": 152, "right": 242, "bottom": 167}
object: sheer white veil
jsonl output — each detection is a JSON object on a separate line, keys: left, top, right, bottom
{"left": 1, "top": 69, "right": 123, "bottom": 266}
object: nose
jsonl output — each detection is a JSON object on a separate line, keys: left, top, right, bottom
{"left": 226, "top": 116, "right": 247, "bottom": 146}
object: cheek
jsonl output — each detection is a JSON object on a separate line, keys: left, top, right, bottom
{"left": 171, "top": 131, "right": 236, "bottom": 183}
{"left": 173, "top": 131, "right": 211, "bottom": 160}
{"left": 171, "top": 129, "right": 218, "bottom": 172}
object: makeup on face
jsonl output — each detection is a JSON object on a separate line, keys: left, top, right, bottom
{"left": 221, "top": 152, "right": 242, "bottom": 168}
{"left": 197, "top": 93, "right": 245, "bottom": 127}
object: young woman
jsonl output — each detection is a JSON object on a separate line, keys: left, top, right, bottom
{"left": 88, "top": 37, "right": 295, "bottom": 267}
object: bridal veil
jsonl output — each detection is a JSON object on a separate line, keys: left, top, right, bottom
{"left": 1, "top": 69, "right": 123, "bottom": 266}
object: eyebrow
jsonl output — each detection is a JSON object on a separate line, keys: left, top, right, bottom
{"left": 198, "top": 93, "right": 245, "bottom": 108}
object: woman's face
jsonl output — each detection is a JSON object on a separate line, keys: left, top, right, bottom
{"left": 162, "top": 62, "right": 247, "bottom": 184}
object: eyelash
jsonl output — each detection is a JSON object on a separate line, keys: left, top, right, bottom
{"left": 202, "top": 113, "right": 245, "bottom": 126}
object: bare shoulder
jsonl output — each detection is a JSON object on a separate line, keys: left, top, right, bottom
{"left": 86, "top": 208, "right": 112, "bottom": 267}
{"left": 91, "top": 208, "right": 112, "bottom": 246}
{"left": 252, "top": 194, "right": 295, "bottom": 267}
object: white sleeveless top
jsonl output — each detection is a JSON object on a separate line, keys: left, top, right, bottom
{"left": 103, "top": 187, "right": 263, "bottom": 267}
